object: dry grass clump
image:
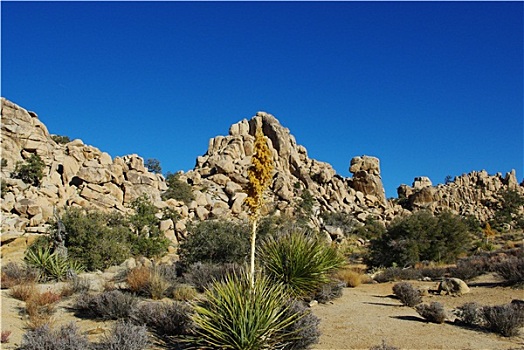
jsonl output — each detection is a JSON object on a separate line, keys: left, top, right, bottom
{"left": 172, "top": 284, "right": 197, "bottom": 301}
{"left": 10, "top": 282, "right": 38, "bottom": 301}
{"left": 334, "top": 269, "right": 363, "bottom": 288}
{"left": 1, "top": 262, "right": 39, "bottom": 289}
{"left": 126, "top": 266, "right": 170, "bottom": 299}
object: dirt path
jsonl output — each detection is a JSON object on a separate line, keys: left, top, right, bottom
{"left": 311, "top": 281, "right": 524, "bottom": 350}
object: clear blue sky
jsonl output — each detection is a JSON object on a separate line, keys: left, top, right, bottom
{"left": 2, "top": 1, "right": 523, "bottom": 198}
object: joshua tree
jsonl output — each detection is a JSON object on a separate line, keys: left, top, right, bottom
{"left": 245, "top": 125, "right": 274, "bottom": 288}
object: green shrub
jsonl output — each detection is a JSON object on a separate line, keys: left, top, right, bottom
{"left": 13, "top": 154, "right": 46, "bottom": 186}
{"left": 178, "top": 220, "right": 250, "bottom": 269}
{"left": 491, "top": 189, "right": 524, "bottom": 230}
{"left": 162, "top": 172, "right": 194, "bottom": 204}
{"left": 144, "top": 158, "right": 162, "bottom": 174}
{"left": 392, "top": 282, "right": 422, "bottom": 307}
{"left": 190, "top": 272, "right": 304, "bottom": 349}
{"left": 259, "top": 230, "right": 345, "bottom": 298}
{"left": 366, "top": 211, "right": 472, "bottom": 268}
{"left": 51, "top": 134, "right": 71, "bottom": 144}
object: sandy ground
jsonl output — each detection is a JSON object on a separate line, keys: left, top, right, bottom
{"left": 1, "top": 276, "right": 523, "bottom": 350}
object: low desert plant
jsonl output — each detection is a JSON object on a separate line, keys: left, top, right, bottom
{"left": 149, "top": 267, "right": 171, "bottom": 300}
{"left": 334, "top": 269, "right": 363, "bottom": 287}
{"left": 259, "top": 230, "right": 346, "bottom": 298}
{"left": 454, "top": 302, "right": 484, "bottom": 327}
{"left": 183, "top": 262, "right": 243, "bottom": 293}
{"left": 415, "top": 302, "right": 447, "bottom": 323}
{"left": 1, "top": 262, "right": 39, "bottom": 288}
{"left": 126, "top": 266, "right": 152, "bottom": 295}
{"left": 97, "top": 321, "right": 149, "bottom": 350}
{"left": 314, "top": 280, "right": 345, "bottom": 304}
{"left": 26, "top": 290, "right": 61, "bottom": 317}
{"left": 13, "top": 153, "right": 46, "bottom": 187}
{"left": 133, "top": 301, "right": 194, "bottom": 339}
{"left": 372, "top": 267, "right": 423, "bottom": 283}
{"left": 482, "top": 303, "right": 524, "bottom": 337}
{"left": 190, "top": 272, "right": 304, "bottom": 349}
{"left": 492, "top": 256, "right": 524, "bottom": 286}
{"left": 24, "top": 246, "right": 84, "bottom": 281}
{"left": 392, "top": 282, "right": 422, "bottom": 307}
{"left": 10, "top": 282, "right": 38, "bottom": 301}
{"left": 60, "top": 276, "right": 91, "bottom": 297}
{"left": 172, "top": 284, "right": 197, "bottom": 301}
{"left": 369, "top": 340, "right": 399, "bottom": 350}
{"left": 1, "top": 330, "right": 12, "bottom": 343}
{"left": 279, "top": 300, "right": 320, "bottom": 349}
{"left": 74, "top": 290, "right": 137, "bottom": 320}
{"left": 19, "top": 323, "right": 91, "bottom": 350}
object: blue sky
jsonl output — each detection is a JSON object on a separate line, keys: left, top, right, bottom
{"left": 2, "top": 1, "right": 522, "bottom": 198}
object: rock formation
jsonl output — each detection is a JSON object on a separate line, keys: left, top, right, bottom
{"left": 1, "top": 97, "right": 522, "bottom": 259}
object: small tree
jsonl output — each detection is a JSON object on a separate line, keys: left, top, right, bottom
{"left": 145, "top": 158, "right": 162, "bottom": 174}
{"left": 483, "top": 222, "right": 496, "bottom": 244}
{"left": 13, "top": 154, "right": 46, "bottom": 186}
{"left": 244, "top": 126, "right": 274, "bottom": 288}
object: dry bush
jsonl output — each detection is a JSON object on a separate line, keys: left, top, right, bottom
{"left": 126, "top": 266, "right": 151, "bottom": 295}
{"left": 454, "top": 302, "right": 485, "bottom": 327}
{"left": 1, "top": 262, "right": 39, "bottom": 289}
{"left": 492, "top": 256, "right": 524, "bottom": 286}
{"left": 482, "top": 303, "right": 524, "bottom": 337}
{"left": 149, "top": 268, "right": 170, "bottom": 300}
{"left": 415, "top": 302, "right": 447, "bottom": 323}
{"left": 60, "top": 276, "right": 90, "bottom": 297}
{"left": 172, "top": 284, "right": 197, "bottom": 301}
{"left": 314, "top": 280, "right": 345, "bottom": 304}
{"left": 392, "top": 282, "right": 422, "bottom": 307}
{"left": 98, "top": 320, "right": 149, "bottom": 350}
{"left": 74, "top": 290, "right": 137, "bottom": 320}
{"left": 10, "top": 282, "right": 38, "bottom": 301}
{"left": 132, "top": 301, "right": 194, "bottom": 338}
{"left": 19, "top": 323, "right": 90, "bottom": 350}
{"left": 24, "top": 290, "right": 62, "bottom": 330}
{"left": 334, "top": 269, "right": 363, "bottom": 288}
{"left": 1, "top": 330, "right": 12, "bottom": 343}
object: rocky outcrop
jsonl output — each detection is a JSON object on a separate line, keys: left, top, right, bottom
{"left": 397, "top": 170, "right": 523, "bottom": 224}
{"left": 1, "top": 98, "right": 522, "bottom": 255}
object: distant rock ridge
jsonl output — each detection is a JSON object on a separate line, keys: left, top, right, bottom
{"left": 1, "top": 98, "right": 522, "bottom": 257}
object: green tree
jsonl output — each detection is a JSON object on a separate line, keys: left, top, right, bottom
{"left": 145, "top": 158, "right": 162, "bottom": 174}
{"left": 162, "top": 172, "right": 194, "bottom": 204}
{"left": 245, "top": 126, "right": 274, "bottom": 288}
{"left": 13, "top": 154, "right": 46, "bottom": 186}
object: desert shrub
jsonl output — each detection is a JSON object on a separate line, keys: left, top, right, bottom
{"left": 190, "top": 272, "right": 303, "bottom": 349}
{"left": 61, "top": 276, "right": 91, "bottom": 297}
{"left": 392, "top": 282, "right": 422, "bottom": 307}
{"left": 144, "top": 158, "right": 162, "bottom": 174}
{"left": 133, "top": 301, "right": 194, "bottom": 338}
{"left": 26, "top": 290, "right": 62, "bottom": 317}
{"left": 369, "top": 340, "right": 399, "bottom": 350}
{"left": 97, "top": 321, "right": 149, "bottom": 350}
{"left": 334, "top": 269, "right": 363, "bottom": 287}
{"left": 491, "top": 189, "right": 524, "bottom": 230}
{"left": 449, "top": 255, "right": 490, "bottom": 281}
{"left": 279, "top": 300, "right": 320, "bottom": 350}
{"left": 24, "top": 245, "right": 84, "bottom": 281}
{"left": 372, "top": 267, "right": 423, "bottom": 283}
{"left": 13, "top": 154, "right": 46, "bottom": 186}
{"left": 415, "top": 302, "right": 447, "bottom": 323}
{"left": 482, "top": 303, "right": 524, "bottom": 337}
{"left": 162, "top": 172, "right": 194, "bottom": 204}
{"left": 19, "top": 323, "right": 91, "bottom": 350}
{"left": 74, "top": 290, "right": 138, "bottom": 320}
{"left": 172, "top": 284, "right": 197, "bottom": 301}
{"left": 259, "top": 230, "right": 345, "bottom": 298}
{"left": 492, "top": 256, "right": 524, "bottom": 286}
{"left": 366, "top": 211, "right": 472, "bottom": 267}
{"left": 182, "top": 262, "right": 243, "bottom": 293}
{"left": 1, "top": 262, "right": 39, "bottom": 288}
{"left": 178, "top": 220, "right": 250, "bottom": 270}
{"left": 126, "top": 266, "right": 152, "bottom": 296}
{"left": 454, "top": 302, "right": 484, "bottom": 327}
{"left": 51, "top": 134, "right": 71, "bottom": 144}
{"left": 1, "top": 330, "right": 11, "bottom": 343}
{"left": 10, "top": 282, "right": 38, "bottom": 301}
{"left": 314, "top": 280, "right": 345, "bottom": 304}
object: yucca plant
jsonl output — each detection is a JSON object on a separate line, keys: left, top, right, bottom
{"left": 190, "top": 271, "right": 303, "bottom": 349}
{"left": 24, "top": 246, "right": 84, "bottom": 281}
{"left": 259, "top": 231, "right": 346, "bottom": 298}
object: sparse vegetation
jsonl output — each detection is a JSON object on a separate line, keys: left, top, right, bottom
{"left": 19, "top": 323, "right": 91, "bottom": 350}
{"left": 132, "top": 301, "right": 193, "bottom": 339}
{"left": 98, "top": 321, "right": 150, "bottom": 350}
{"left": 392, "top": 282, "right": 422, "bottom": 307}
{"left": 1, "top": 262, "right": 39, "bottom": 288}
{"left": 51, "top": 134, "right": 71, "bottom": 144}
{"left": 482, "top": 303, "right": 524, "bottom": 337}
{"left": 74, "top": 290, "right": 138, "bottom": 321}
{"left": 144, "top": 158, "right": 162, "bottom": 174}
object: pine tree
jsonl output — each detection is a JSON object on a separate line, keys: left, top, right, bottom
{"left": 245, "top": 125, "right": 274, "bottom": 288}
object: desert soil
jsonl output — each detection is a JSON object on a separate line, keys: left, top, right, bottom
{"left": 1, "top": 275, "right": 523, "bottom": 350}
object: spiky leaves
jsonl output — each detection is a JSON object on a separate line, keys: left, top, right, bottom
{"left": 245, "top": 126, "right": 274, "bottom": 288}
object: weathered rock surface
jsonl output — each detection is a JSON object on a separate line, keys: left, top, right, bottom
{"left": 1, "top": 98, "right": 522, "bottom": 258}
